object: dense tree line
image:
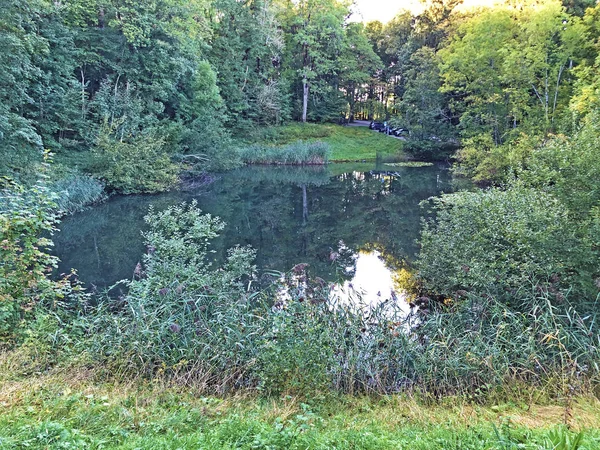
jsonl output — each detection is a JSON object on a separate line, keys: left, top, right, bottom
{"left": 4, "top": 0, "right": 598, "bottom": 190}
{"left": 366, "top": 0, "right": 600, "bottom": 169}
{"left": 0, "top": 0, "right": 382, "bottom": 190}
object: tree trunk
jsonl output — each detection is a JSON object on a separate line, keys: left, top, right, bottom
{"left": 367, "top": 83, "right": 374, "bottom": 120}
{"left": 302, "top": 77, "right": 309, "bottom": 123}
{"left": 80, "top": 68, "right": 86, "bottom": 119}
{"left": 98, "top": 8, "right": 105, "bottom": 28}
{"left": 349, "top": 86, "right": 356, "bottom": 122}
{"left": 302, "top": 184, "right": 308, "bottom": 225}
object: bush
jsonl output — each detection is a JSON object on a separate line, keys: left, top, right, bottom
{"left": 0, "top": 172, "right": 90, "bottom": 350}
{"left": 238, "top": 141, "right": 330, "bottom": 165}
{"left": 89, "top": 201, "right": 260, "bottom": 385}
{"left": 454, "top": 134, "right": 510, "bottom": 185}
{"left": 0, "top": 179, "right": 58, "bottom": 342}
{"left": 92, "top": 127, "right": 180, "bottom": 194}
{"left": 417, "top": 186, "right": 597, "bottom": 298}
{"left": 520, "top": 116, "right": 600, "bottom": 215}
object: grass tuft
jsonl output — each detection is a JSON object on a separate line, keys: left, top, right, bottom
{"left": 50, "top": 173, "right": 107, "bottom": 215}
{"left": 238, "top": 141, "right": 331, "bottom": 165}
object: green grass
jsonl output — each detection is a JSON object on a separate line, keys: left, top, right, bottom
{"left": 1, "top": 367, "right": 600, "bottom": 449}
{"left": 240, "top": 123, "right": 405, "bottom": 162}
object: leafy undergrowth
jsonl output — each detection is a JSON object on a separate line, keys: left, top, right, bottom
{"left": 241, "top": 123, "right": 404, "bottom": 162}
{"left": 1, "top": 370, "right": 599, "bottom": 449}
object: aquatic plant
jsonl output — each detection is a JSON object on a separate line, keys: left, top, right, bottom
{"left": 50, "top": 174, "right": 106, "bottom": 215}
{"left": 238, "top": 141, "right": 330, "bottom": 165}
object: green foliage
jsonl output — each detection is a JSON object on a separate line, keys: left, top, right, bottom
{"left": 414, "top": 178, "right": 600, "bottom": 394}
{"left": 0, "top": 0, "right": 234, "bottom": 182}
{"left": 92, "top": 127, "right": 180, "bottom": 194}
{"left": 279, "top": 0, "right": 349, "bottom": 122}
{"left": 437, "top": 0, "right": 588, "bottom": 183}
{"left": 0, "top": 0, "right": 47, "bottom": 178}
{"left": 520, "top": 115, "right": 600, "bottom": 215}
{"left": 0, "top": 178, "right": 59, "bottom": 342}
{"left": 238, "top": 141, "right": 330, "bottom": 165}
{"left": 208, "top": 0, "right": 288, "bottom": 128}
{"left": 338, "top": 22, "right": 383, "bottom": 121}
{"left": 393, "top": 47, "right": 458, "bottom": 160}
{"left": 3, "top": 0, "right": 600, "bottom": 188}
{"left": 0, "top": 169, "right": 89, "bottom": 350}
{"left": 4, "top": 0, "right": 600, "bottom": 413}
{"left": 417, "top": 186, "right": 594, "bottom": 297}
{"left": 453, "top": 133, "right": 511, "bottom": 185}
{"left": 89, "top": 201, "right": 259, "bottom": 380}
{"left": 542, "top": 427, "right": 584, "bottom": 450}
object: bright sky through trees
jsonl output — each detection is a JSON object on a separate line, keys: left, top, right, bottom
{"left": 352, "top": 0, "right": 501, "bottom": 23}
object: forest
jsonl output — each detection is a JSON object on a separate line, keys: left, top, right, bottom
{"left": 1, "top": 0, "right": 600, "bottom": 448}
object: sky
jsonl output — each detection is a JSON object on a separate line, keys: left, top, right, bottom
{"left": 351, "top": 0, "right": 500, "bottom": 23}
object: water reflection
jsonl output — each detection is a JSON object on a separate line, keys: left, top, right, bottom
{"left": 53, "top": 163, "right": 452, "bottom": 298}
{"left": 331, "top": 250, "right": 410, "bottom": 316}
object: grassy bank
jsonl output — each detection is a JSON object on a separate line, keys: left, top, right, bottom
{"left": 242, "top": 123, "right": 404, "bottom": 162}
{"left": 1, "top": 368, "right": 599, "bottom": 449}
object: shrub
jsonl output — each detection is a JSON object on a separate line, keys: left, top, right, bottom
{"left": 417, "top": 186, "right": 596, "bottom": 298}
{"left": 89, "top": 201, "right": 260, "bottom": 385}
{"left": 0, "top": 175, "right": 61, "bottom": 343}
{"left": 92, "top": 127, "right": 180, "bottom": 194}
{"left": 454, "top": 134, "right": 509, "bottom": 185}
{"left": 520, "top": 116, "right": 600, "bottom": 215}
{"left": 0, "top": 171, "right": 89, "bottom": 348}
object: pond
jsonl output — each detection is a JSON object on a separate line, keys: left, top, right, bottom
{"left": 53, "top": 162, "right": 453, "bottom": 306}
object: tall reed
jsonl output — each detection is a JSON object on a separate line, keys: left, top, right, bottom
{"left": 238, "top": 141, "right": 330, "bottom": 165}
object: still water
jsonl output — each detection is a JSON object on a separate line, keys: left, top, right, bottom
{"left": 53, "top": 163, "right": 452, "bottom": 305}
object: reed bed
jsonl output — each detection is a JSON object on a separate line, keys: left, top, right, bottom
{"left": 238, "top": 141, "right": 330, "bottom": 165}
